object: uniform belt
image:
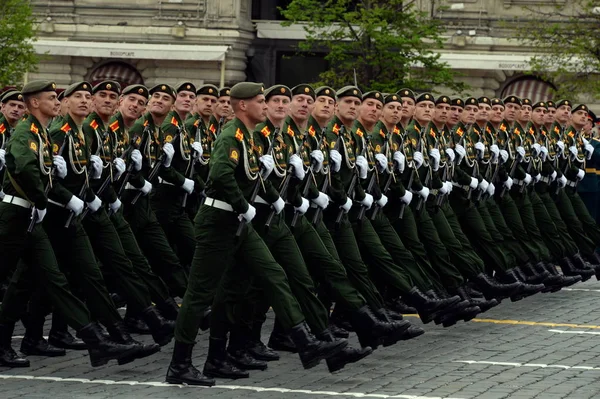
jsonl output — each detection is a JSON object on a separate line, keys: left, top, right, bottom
{"left": 203, "top": 197, "right": 233, "bottom": 212}
{"left": 540, "top": 176, "right": 552, "bottom": 184}
{"left": 255, "top": 196, "right": 269, "bottom": 205}
{"left": 513, "top": 179, "right": 525, "bottom": 186}
{"left": 158, "top": 177, "right": 175, "bottom": 186}
{"left": 310, "top": 202, "right": 318, "bottom": 208}
{"left": 567, "top": 180, "right": 577, "bottom": 188}
{"left": 452, "top": 182, "right": 470, "bottom": 190}
{"left": 48, "top": 199, "right": 67, "bottom": 208}
{"left": 2, "top": 195, "right": 32, "bottom": 209}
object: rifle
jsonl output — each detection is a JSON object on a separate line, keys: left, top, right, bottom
{"left": 356, "top": 135, "right": 376, "bottom": 223}
{"left": 311, "top": 128, "right": 340, "bottom": 225}
{"left": 236, "top": 127, "right": 278, "bottom": 237}
{"left": 290, "top": 131, "right": 318, "bottom": 228}
{"left": 335, "top": 128, "right": 364, "bottom": 229}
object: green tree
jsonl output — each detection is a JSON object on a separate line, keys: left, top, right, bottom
{"left": 280, "top": 0, "right": 467, "bottom": 93}
{"left": 0, "top": 0, "right": 38, "bottom": 86}
{"left": 514, "top": 0, "right": 600, "bottom": 98}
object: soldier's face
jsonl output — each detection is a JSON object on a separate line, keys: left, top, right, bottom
{"left": 214, "top": 96, "right": 231, "bottom": 119}
{"left": 556, "top": 105, "right": 571, "bottom": 124}
{"left": 312, "top": 96, "right": 334, "bottom": 121}
{"left": 93, "top": 90, "right": 119, "bottom": 119}
{"left": 243, "top": 95, "right": 267, "bottom": 125}
{"left": 175, "top": 91, "right": 196, "bottom": 114}
{"left": 382, "top": 102, "right": 401, "bottom": 126}
{"left": 359, "top": 99, "right": 383, "bottom": 125}
{"left": 571, "top": 110, "right": 588, "bottom": 127}
{"left": 401, "top": 97, "right": 415, "bottom": 118}
{"left": 414, "top": 101, "right": 434, "bottom": 124}
{"left": 545, "top": 107, "right": 556, "bottom": 124}
{"left": 60, "top": 98, "right": 69, "bottom": 116}
{"left": 148, "top": 92, "right": 174, "bottom": 117}
{"left": 120, "top": 94, "right": 147, "bottom": 121}
{"left": 336, "top": 97, "right": 361, "bottom": 122}
{"left": 68, "top": 91, "right": 92, "bottom": 118}
{"left": 490, "top": 105, "right": 504, "bottom": 124}
{"left": 448, "top": 106, "right": 462, "bottom": 125}
{"left": 433, "top": 103, "right": 450, "bottom": 125}
{"left": 2, "top": 100, "right": 26, "bottom": 124}
{"left": 196, "top": 95, "right": 216, "bottom": 118}
{"left": 461, "top": 105, "right": 478, "bottom": 124}
{"left": 290, "top": 94, "right": 314, "bottom": 124}
{"left": 266, "top": 95, "right": 290, "bottom": 122}
{"left": 531, "top": 107, "right": 546, "bottom": 126}
{"left": 477, "top": 104, "right": 491, "bottom": 123}
{"left": 584, "top": 119, "right": 593, "bottom": 134}
{"left": 504, "top": 103, "right": 520, "bottom": 122}
{"left": 518, "top": 105, "right": 532, "bottom": 123}
{"left": 34, "top": 91, "right": 60, "bottom": 118}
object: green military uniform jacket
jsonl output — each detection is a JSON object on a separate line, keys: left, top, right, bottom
{"left": 562, "top": 124, "right": 587, "bottom": 183}
{"left": 449, "top": 121, "right": 479, "bottom": 197}
{"left": 0, "top": 114, "right": 14, "bottom": 188}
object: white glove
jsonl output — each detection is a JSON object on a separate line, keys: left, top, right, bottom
{"left": 569, "top": 146, "right": 578, "bottom": 159}
{"left": 455, "top": 145, "right": 466, "bottom": 164}
{"left": 31, "top": 207, "right": 46, "bottom": 224}
{"left": 375, "top": 153, "right": 388, "bottom": 172}
{"left": 109, "top": 198, "right": 122, "bottom": 213}
{"left": 558, "top": 175, "right": 567, "bottom": 187}
{"left": 499, "top": 150, "right": 509, "bottom": 163}
{"left": 585, "top": 143, "right": 594, "bottom": 160}
{"left": 577, "top": 169, "right": 585, "bottom": 180}
{"left": 583, "top": 137, "right": 590, "bottom": 146}
{"left": 429, "top": 149, "right": 440, "bottom": 171}
{"left": 360, "top": 193, "right": 373, "bottom": 209}
{"left": 66, "top": 195, "right": 85, "bottom": 216}
{"left": 551, "top": 170, "right": 557, "bottom": 181}
{"left": 310, "top": 150, "right": 324, "bottom": 173}
{"left": 486, "top": 182, "right": 495, "bottom": 196}
{"left": 376, "top": 194, "right": 388, "bottom": 208}
{"left": 53, "top": 155, "right": 67, "bottom": 179}
{"left": 490, "top": 145, "right": 499, "bottom": 161}
{"left": 478, "top": 179, "right": 489, "bottom": 193}
{"left": 295, "top": 198, "right": 310, "bottom": 215}
{"left": 191, "top": 141, "right": 202, "bottom": 157}
{"left": 131, "top": 149, "right": 142, "bottom": 172}
{"left": 341, "top": 197, "right": 353, "bottom": 213}
{"left": 439, "top": 183, "right": 449, "bottom": 195}
{"left": 532, "top": 143, "right": 541, "bottom": 157}
{"left": 445, "top": 181, "right": 453, "bottom": 193}
{"left": 162, "top": 143, "right": 175, "bottom": 168}
{"left": 413, "top": 151, "right": 424, "bottom": 169}
{"left": 259, "top": 155, "right": 275, "bottom": 178}
{"left": 113, "top": 158, "right": 126, "bottom": 180}
{"left": 540, "top": 146, "right": 548, "bottom": 161}
{"left": 503, "top": 177, "right": 514, "bottom": 190}
{"left": 272, "top": 197, "right": 285, "bottom": 214}
{"left": 556, "top": 141, "right": 565, "bottom": 154}
{"left": 239, "top": 204, "right": 256, "bottom": 223}
{"left": 393, "top": 151, "right": 405, "bottom": 173}
{"left": 329, "top": 150, "right": 342, "bottom": 173}
{"left": 517, "top": 146, "right": 526, "bottom": 159}
{"left": 312, "top": 192, "right": 329, "bottom": 209}
{"left": 417, "top": 187, "right": 430, "bottom": 200}
{"left": 87, "top": 195, "right": 102, "bottom": 213}
{"left": 475, "top": 142, "right": 485, "bottom": 156}
{"left": 400, "top": 190, "right": 413, "bottom": 205}
{"left": 356, "top": 156, "right": 368, "bottom": 179}
{"left": 182, "top": 178, "right": 195, "bottom": 194}
{"left": 469, "top": 177, "right": 478, "bottom": 189}
{"left": 90, "top": 155, "right": 103, "bottom": 179}
{"left": 524, "top": 173, "right": 532, "bottom": 185}
{"left": 0, "top": 149, "right": 5, "bottom": 169}
{"left": 445, "top": 148, "right": 455, "bottom": 163}
{"left": 140, "top": 179, "right": 153, "bottom": 195}
{"left": 289, "top": 154, "right": 305, "bottom": 180}
{"left": 534, "top": 174, "right": 541, "bottom": 183}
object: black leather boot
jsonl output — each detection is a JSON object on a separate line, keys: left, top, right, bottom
{"left": 77, "top": 322, "right": 141, "bottom": 367}
{"left": 155, "top": 297, "right": 179, "bottom": 321}
{"left": 519, "top": 263, "right": 550, "bottom": 285}
{"left": 0, "top": 323, "right": 29, "bottom": 367}
{"left": 203, "top": 337, "right": 249, "bottom": 379}
{"left": 288, "top": 322, "right": 347, "bottom": 370}
{"left": 20, "top": 314, "right": 65, "bottom": 357}
{"left": 246, "top": 322, "right": 279, "bottom": 362}
{"left": 268, "top": 321, "right": 297, "bottom": 353}
{"left": 534, "top": 263, "right": 574, "bottom": 292}
{"left": 544, "top": 262, "right": 581, "bottom": 287}
{"left": 227, "top": 331, "right": 268, "bottom": 371}
{"left": 455, "top": 285, "right": 499, "bottom": 313}
{"left": 427, "top": 290, "right": 471, "bottom": 325}
{"left": 140, "top": 306, "right": 175, "bottom": 347}
{"left": 124, "top": 315, "right": 151, "bottom": 334}
{"left": 49, "top": 313, "right": 87, "bottom": 350}
{"left": 572, "top": 253, "right": 599, "bottom": 274}
{"left": 329, "top": 322, "right": 349, "bottom": 339}
{"left": 476, "top": 272, "right": 521, "bottom": 299}
{"left": 386, "top": 297, "right": 417, "bottom": 314}
{"left": 317, "top": 329, "right": 372, "bottom": 373}
{"left": 560, "top": 257, "right": 594, "bottom": 281}
{"left": 442, "top": 305, "right": 481, "bottom": 327}
{"left": 404, "top": 287, "right": 461, "bottom": 323}
{"left": 350, "top": 306, "right": 410, "bottom": 349}
{"left": 165, "top": 341, "right": 215, "bottom": 386}
{"left": 105, "top": 321, "right": 161, "bottom": 365}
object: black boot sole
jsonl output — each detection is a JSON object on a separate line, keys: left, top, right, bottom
{"left": 118, "top": 345, "right": 161, "bottom": 365}
{"left": 326, "top": 347, "right": 373, "bottom": 373}
{"left": 89, "top": 346, "right": 141, "bottom": 367}
{"left": 301, "top": 339, "right": 348, "bottom": 370}
{"left": 203, "top": 369, "right": 249, "bottom": 379}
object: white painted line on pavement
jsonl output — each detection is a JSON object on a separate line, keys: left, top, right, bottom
{"left": 548, "top": 329, "right": 600, "bottom": 335}
{"left": 562, "top": 288, "right": 600, "bottom": 293}
{"left": 0, "top": 374, "right": 466, "bottom": 399}
{"left": 454, "top": 360, "right": 600, "bottom": 371}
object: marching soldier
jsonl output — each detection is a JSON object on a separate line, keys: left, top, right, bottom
{"left": 0, "top": 90, "right": 26, "bottom": 200}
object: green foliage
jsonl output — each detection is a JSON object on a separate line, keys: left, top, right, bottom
{"left": 280, "top": 0, "right": 467, "bottom": 94}
{"left": 0, "top": 0, "right": 38, "bottom": 86}
{"left": 514, "top": 0, "right": 600, "bottom": 99}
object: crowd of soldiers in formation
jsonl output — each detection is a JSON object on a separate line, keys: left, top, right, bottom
{"left": 0, "top": 77, "right": 599, "bottom": 388}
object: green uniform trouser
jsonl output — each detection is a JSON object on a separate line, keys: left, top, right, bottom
{"left": 567, "top": 188, "right": 600, "bottom": 247}
{"left": 0, "top": 203, "right": 90, "bottom": 330}
{"left": 536, "top": 188, "right": 579, "bottom": 257}
{"left": 44, "top": 206, "right": 122, "bottom": 326}
{"left": 151, "top": 185, "right": 197, "bottom": 267}
{"left": 477, "top": 199, "right": 517, "bottom": 269}
{"left": 122, "top": 190, "right": 188, "bottom": 297}
{"left": 509, "top": 188, "right": 552, "bottom": 262}
{"left": 528, "top": 188, "right": 569, "bottom": 260}
{"left": 175, "top": 205, "right": 304, "bottom": 344}
{"left": 579, "top": 191, "right": 598, "bottom": 221}
{"left": 554, "top": 188, "right": 597, "bottom": 257}
{"left": 485, "top": 197, "right": 530, "bottom": 266}
{"left": 442, "top": 201, "right": 487, "bottom": 272}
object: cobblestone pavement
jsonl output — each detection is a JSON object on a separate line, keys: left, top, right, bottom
{"left": 3, "top": 282, "right": 600, "bottom": 399}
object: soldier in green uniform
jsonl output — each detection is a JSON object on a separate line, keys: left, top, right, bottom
{"left": 166, "top": 82, "right": 347, "bottom": 387}
{"left": 0, "top": 90, "right": 27, "bottom": 200}
{"left": 579, "top": 110, "right": 600, "bottom": 219}
{"left": 209, "top": 87, "right": 232, "bottom": 127}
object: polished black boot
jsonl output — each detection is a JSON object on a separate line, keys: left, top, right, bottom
{"left": 476, "top": 272, "right": 521, "bottom": 299}
{"left": 372, "top": 308, "right": 413, "bottom": 347}
{"left": 442, "top": 305, "right": 481, "bottom": 327}
{"left": 106, "top": 321, "right": 161, "bottom": 365}
{"left": 329, "top": 322, "right": 349, "bottom": 339}
{"left": 317, "top": 330, "right": 372, "bottom": 373}
{"left": 124, "top": 315, "right": 151, "bottom": 334}
{"left": 288, "top": 322, "right": 347, "bottom": 370}
{"left": 543, "top": 262, "right": 581, "bottom": 287}
{"left": 155, "top": 297, "right": 179, "bottom": 321}
{"left": 227, "top": 332, "right": 268, "bottom": 371}
{"left": 140, "top": 306, "right": 175, "bottom": 347}
{"left": 572, "top": 253, "right": 599, "bottom": 274}
{"left": 77, "top": 322, "right": 141, "bottom": 367}
{"left": 560, "top": 257, "right": 594, "bottom": 281}
{"left": 20, "top": 314, "right": 65, "bottom": 357}
{"left": 455, "top": 285, "right": 499, "bottom": 313}
{"left": 404, "top": 287, "right": 461, "bottom": 323}
{"left": 350, "top": 306, "right": 410, "bottom": 349}
{"left": 246, "top": 321, "right": 279, "bottom": 361}
{"left": 203, "top": 337, "right": 249, "bottom": 379}
{"left": 165, "top": 341, "right": 215, "bottom": 386}
{"left": 386, "top": 297, "right": 417, "bottom": 314}
{"left": 48, "top": 313, "right": 87, "bottom": 350}
{"left": 0, "top": 323, "right": 29, "bottom": 367}
{"left": 427, "top": 290, "right": 471, "bottom": 325}
{"left": 519, "top": 263, "right": 550, "bottom": 285}
{"left": 268, "top": 321, "right": 297, "bottom": 353}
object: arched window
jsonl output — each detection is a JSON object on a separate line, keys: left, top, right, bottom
{"left": 501, "top": 76, "right": 556, "bottom": 103}
{"left": 88, "top": 62, "right": 144, "bottom": 89}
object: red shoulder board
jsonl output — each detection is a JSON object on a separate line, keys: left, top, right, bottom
{"left": 60, "top": 123, "right": 71, "bottom": 133}
{"left": 554, "top": 126, "right": 560, "bottom": 134}
{"left": 332, "top": 124, "right": 340, "bottom": 135}
{"left": 355, "top": 128, "right": 363, "bottom": 138}
{"left": 513, "top": 128, "right": 520, "bottom": 135}
{"left": 193, "top": 119, "right": 200, "bottom": 128}
{"left": 486, "top": 126, "right": 492, "bottom": 134}
{"left": 235, "top": 128, "right": 244, "bottom": 142}
{"left": 90, "top": 119, "right": 99, "bottom": 130}
{"left": 414, "top": 124, "right": 421, "bottom": 134}
{"left": 393, "top": 126, "right": 400, "bottom": 135}
{"left": 308, "top": 125, "right": 316, "bottom": 137}
{"left": 499, "top": 124, "right": 507, "bottom": 132}
{"left": 429, "top": 128, "right": 436, "bottom": 138}
{"left": 30, "top": 123, "right": 39, "bottom": 135}
{"left": 568, "top": 130, "right": 575, "bottom": 138}
{"left": 109, "top": 120, "right": 119, "bottom": 132}
{"left": 260, "top": 125, "right": 270, "bottom": 137}
{"left": 170, "top": 116, "right": 179, "bottom": 127}
{"left": 286, "top": 125, "right": 295, "bottom": 137}
{"left": 0, "top": 124, "right": 5, "bottom": 135}
{"left": 456, "top": 127, "right": 464, "bottom": 137}
{"left": 528, "top": 127, "right": 534, "bottom": 135}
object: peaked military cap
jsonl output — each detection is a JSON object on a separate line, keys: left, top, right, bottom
{"left": 588, "top": 110, "right": 597, "bottom": 123}
{"left": 337, "top": 86, "right": 362, "bottom": 100}
{"left": 477, "top": 97, "right": 491, "bottom": 106}
{"left": 56, "top": 89, "right": 65, "bottom": 101}
{"left": 315, "top": 86, "right": 335, "bottom": 100}
{"left": 122, "top": 84, "right": 149, "bottom": 98}
{"left": 149, "top": 84, "right": 177, "bottom": 100}
{"left": 464, "top": 97, "right": 479, "bottom": 107}
{"left": 435, "top": 95, "right": 451, "bottom": 105}
{"left": 176, "top": 82, "right": 196, "bottom": 94}
{"left": 384, "top": 93, "right": 402, "bottom": 105}
{"left": 555, "top": 99, "right": 572, "bottom": 109}
{"left": 218, "top": 87, "right": 231, "bottom": 97}
{"left": 92, "top": 80, "right": 121, "bottom": 95}
{"left": 490, "top": 98, "right": 504, "bottom": 107}
{"left": 572, "top": 104, "right": 588, "bottom": 114}
{"left": 291, "top": 84, "right": 315, "bottom": 100}
{"left": 546, "top": 100, "right": 555, "bottom": 108}
{"left": 196, "top": 84, "right": 219, "bottom": 97}
{"left": 362, "top": 91, "right": 383, "bottom": 103}
{"left": 230, "top": 82, "right": 264, "bottom": 99}
{"left": 503, "top": 95, "right": 522, "bottom": 106}
{"left": 264, "top": 84, "right": 291, "bottom": 101}
{"left": 64, "top": 81, "right": 92, "bottom": 97}
{"left": 397, "top": 88, "right": 415, "bottom": 101}
{"left": 415, "top": 93, "right": 435, "bottom": 104}
{"left": 532, "top": 101, "right": 548, "bottom": 110}
{"left": 21, "top": 80, "right": 57, "bottom": 96}
{"left": 1, "top": 90, "right": 23, "bottom": 103}
{"left": 451, "top": 98, "right": 464, "bottom": 108}
{"left": 521, "top": 98, "right": 532, "bottom": 107}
